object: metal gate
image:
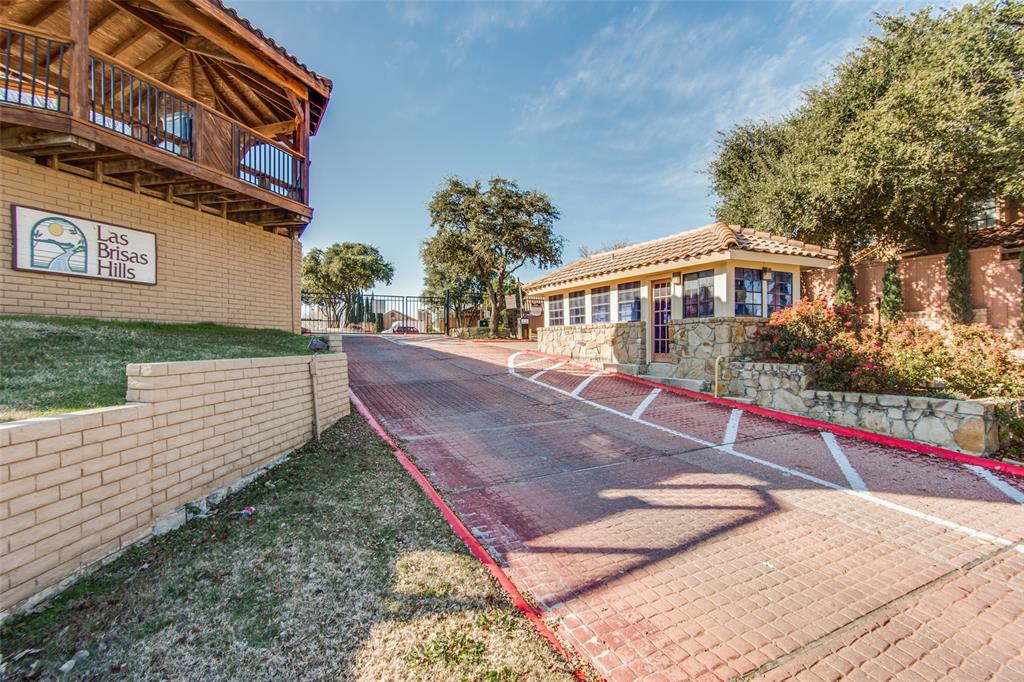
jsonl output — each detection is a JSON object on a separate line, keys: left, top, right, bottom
{"left": 301, "top": 292, "right": 447, "bottom": 335}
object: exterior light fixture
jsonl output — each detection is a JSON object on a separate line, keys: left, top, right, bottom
{"left": 762, "top": 266, "right": 774, "bottom": 281}
{"left": 672, "top": 273, "right": 682, "bottom": 285}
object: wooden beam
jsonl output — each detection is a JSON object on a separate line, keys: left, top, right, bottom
{"left": 106, "top": 23, "right": 149, "bottom": 58}
{"left": 108, "top": 0, "right": 188, "bottom": 47}
{"left": 69, "top": 0, "right": 89, "bottom": 119}
{"left": 134, "top": 42, "right": 185, "bottom": 76}
{"left": 0, "top": 127, "right": 93, "bottom": 153}
{"left": 156, "top": 1, "right": 310, "bottom": 101}
{"left": 89, "top": 5, "right": 119, "bottom": 35}
{"left": 208, "top": 60, "right": 275, "bottom": 123}
{"left": 252, "top": 120, "right": 296, "bottom": 139}
{"left": 21, "top": 1, "right": 64, "bottom": 28}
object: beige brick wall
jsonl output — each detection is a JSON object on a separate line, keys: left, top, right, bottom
{"left": 0, "top": 152, "right": 302, "bottom": 332}
{"left": 0, "top": 353, "right": 348, "bottom": 616}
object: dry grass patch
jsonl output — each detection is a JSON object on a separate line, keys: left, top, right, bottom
{"left": 0, "top": 414, "right": 576, "bottom": 681}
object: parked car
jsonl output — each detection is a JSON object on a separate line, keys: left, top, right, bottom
{"left": 389, "top": 322, "right": 419, "bottom": 334}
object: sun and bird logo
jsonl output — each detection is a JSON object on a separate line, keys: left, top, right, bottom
{"left": 29, "top": 217, "right": 87, "bottom": 274}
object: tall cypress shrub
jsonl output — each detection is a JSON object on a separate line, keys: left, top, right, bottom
{"left": 880, "top": 259, "right": 903, "bottom": 322}
{"left": 835, "top": 250, "right": 856, "bottom": 305}
{"left": 946, "top": 225, "right": 972, "bottom": 324}
{"left": 1019, "top": 249, "right": 1024, "bottom": 334}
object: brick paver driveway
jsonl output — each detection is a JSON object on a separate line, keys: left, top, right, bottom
{"left": 345, "top": 335, "right": 1024, "bottom": 681}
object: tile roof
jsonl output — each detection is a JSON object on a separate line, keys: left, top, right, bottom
{"left": 525, "top": 223, "right": 837, "bottom": 291}
{"left": 211, "top": 0, "right": 333, "bottom": 92}
{"left": 852, "top": 220, "right": 1024, "bottom": 263}
{"left": 968, "top": 221, "right": 1024, "bottom": 250}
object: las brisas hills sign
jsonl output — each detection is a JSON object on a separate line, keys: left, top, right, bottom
{"left": 13, "top": 206, "right": 156, "bottom": 284}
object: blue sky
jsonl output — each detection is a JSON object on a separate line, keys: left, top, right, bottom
{"left": 234, "top": 0, "right": 933, "bottom": 293}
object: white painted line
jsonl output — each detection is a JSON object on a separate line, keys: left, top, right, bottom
{"left": 507, "top": 362, "right": 1024, "bottom": 554}
{"left": 966, "top": 464, "right": 1024, "bottom": 504}
{"left": 512, "top": 356, "right": 548, "bottom": 370}
{"left": 571, "top": 371, "right": 604, "bottom": 398}
{"left": 631, "top": 388, "right": 662, "bottom": 420}
{"left": 822, "top": 432, "right": 868, "bottom": 492}
{"left": 531, "top": 361, "right": 566, "bottom": 381}
{"left": 723, "top": 408, "right": 742, "bottom": 445}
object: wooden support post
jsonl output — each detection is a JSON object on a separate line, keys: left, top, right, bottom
{"left": 93, "top": 160, "right": 104, "bottom": 183}
{"left": 69, "top": 0, "right": 90, "bottom": 120}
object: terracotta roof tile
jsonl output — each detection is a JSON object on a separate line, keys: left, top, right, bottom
{"left": 211, "top": 0, "right": 332, "bottom": 92}
{"left": 525, "top": 223, "right": 836, "bottom": 291}
{"left": 969, "top": 221, "right": 1024, "bottom": 249}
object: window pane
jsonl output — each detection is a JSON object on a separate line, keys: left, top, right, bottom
{"left": 617, "top": 282, "right": 641, "bottom": 322}
{"left": 734, "top": 268, "right": 763, "bottom": 316}
{"left": 568, "top": 291, "right": 586, "bottom": 325}
{"left": 591, "top": 286, "right": 611, "bottom": 323}
{"left": 767, "top": 271, "right": 793, "bottom": 314}
{"left": 683, "top": 270, "right": 715, "bottom": 318}
{"left": 547, "top": 295, "right": 564, "bottom": 326}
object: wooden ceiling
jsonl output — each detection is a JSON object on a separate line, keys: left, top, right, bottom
{"left": 0, "top": 0, "right": 331, "bottom": 148}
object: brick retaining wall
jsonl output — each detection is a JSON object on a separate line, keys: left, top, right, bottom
{"left": 0, "top": 352, "right": 348, "bottom": 616}
{"left": 723, "top": 361, "right": 1000, "bottom": 454}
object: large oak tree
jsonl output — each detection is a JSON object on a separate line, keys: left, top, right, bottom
{"left": 302, "top": 242, "right": 394, "bottom": 328}
{"left": 423, "top": 176, "right": 563, "bottom": 338}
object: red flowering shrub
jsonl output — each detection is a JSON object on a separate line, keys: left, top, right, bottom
{"left": 757, "top": 301, "right": 1023, "bottom": 399}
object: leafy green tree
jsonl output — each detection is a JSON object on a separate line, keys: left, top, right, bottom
{"left": 302, "top": 243, "right": 394, "bottom": 329}
{"left": 946, "top": 225, "right": 973, "bottom": 324}
{"left": 422, "top": 262, "right": 485, "bottom": 330}
{"left": 881, "top": 260, "right": 904, "bottom": 322}
{"left": 423, "top": 176, "right": 563, "bottom": 338}
{"left": 710, "top": 2, "right": 1024, "bottom": 317}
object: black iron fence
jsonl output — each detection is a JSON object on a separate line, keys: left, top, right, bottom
{"left": 301, "top": 293, "right": 447, "bottom": 334}
{"left": 1, "top": 27, "right": 69, "bottom": 112}
{"left": 301, "top": 290, "right": 547, "bottom": 338}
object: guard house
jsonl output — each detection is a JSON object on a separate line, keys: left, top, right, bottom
{"left": 0, "top": 0, "right": 332, "bottom": 332}
{"left": 524, "top": 223, "right": 837, "bottom": 384}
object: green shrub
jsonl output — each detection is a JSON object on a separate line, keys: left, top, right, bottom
{"left": 946, "top": 225, "right": 973, "bottom": 324}
{"left": 996, "top": 402, "right": 1024, "bottom": 460}
{"left": 835, "top": 251, "right": 857, "bottom": 305}
{"left": 880, "top": 260, "right": 903, "bottom": 322}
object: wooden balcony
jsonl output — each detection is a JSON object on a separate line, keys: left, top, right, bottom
{"left": 0, "top": 2, "right": 331, "bottom": 234}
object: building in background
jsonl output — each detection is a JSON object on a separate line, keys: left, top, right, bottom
{"left": 0, "top": 0, "right": 332, "bottom": 332}
{"left": 524, "top": 222, "right": 835, "bottom": 367}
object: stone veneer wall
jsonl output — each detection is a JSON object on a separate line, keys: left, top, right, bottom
{"left": 663, "top": 318, "right": 766, "bottom": 381}
{"left": 536, "top": 322, "right": 645, "bottom": 367}
{"left": 723, "top": 361, "right": 1000, "bottom": 454}
{"left": 0, "top": 349, "right": 349, "bottom": 617}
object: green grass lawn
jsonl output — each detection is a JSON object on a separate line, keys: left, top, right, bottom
{"left": 0, "top": 316, "right": 313, "bottom": 422}
{"left": 0, "top": 413, "right": 578, "bottom": 681}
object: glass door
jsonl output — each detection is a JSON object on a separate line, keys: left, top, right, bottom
{"left": 651, "top": 279, "right": 672, "bottom": 361}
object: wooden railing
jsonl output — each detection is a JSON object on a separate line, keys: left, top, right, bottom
{"left": 1, "top": 26, "right": 70, "bottom": 112}
{"left": 234, "top": 124, "right": 305, "bottom": 202}
{"left": 90, "top": 55, "right": 196, "bottom": 161}
{"left": 1, "top": 26, "right": 307, "bottom": 205}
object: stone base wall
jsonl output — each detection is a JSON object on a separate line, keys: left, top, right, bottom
{"left": 0, "top": 352, "right": 349, "bottom": 617}
{"left": 662, "top": 318, "right": 766, "bottom": 381}
{"left": 537, "top": 322, "right": 645, "bottom": 366}
{"left": 724, "top": 361, "right": 1000, "bottom": 454}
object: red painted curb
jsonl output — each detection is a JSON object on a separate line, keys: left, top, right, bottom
{"left": 349, "top": 390, "right": 591, "bottom": 681}
{"left": 466, "top": 338, "right": 536, "bottom": 343}
{"left": 515, "top": 349, "right": 1024, "bottom": 479}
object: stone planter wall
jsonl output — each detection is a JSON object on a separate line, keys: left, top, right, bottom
{"left": 723, "top": 361, "right": 1000, "bottom": 454}
{"left": 662, "top": 318, "right": 767, "bottom": 381}
{"left": 537, "top": 322, "right": 645, "bottom": 368}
